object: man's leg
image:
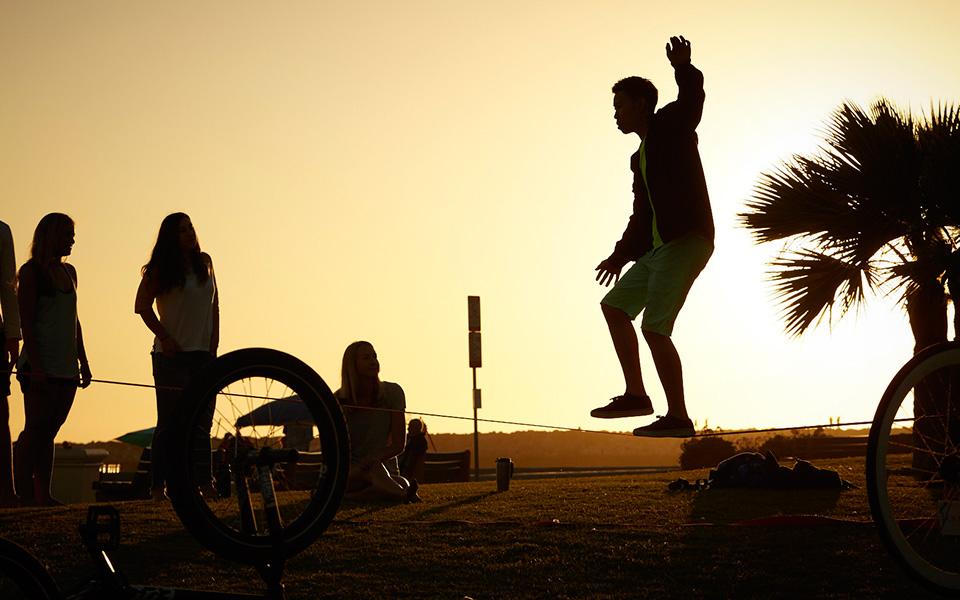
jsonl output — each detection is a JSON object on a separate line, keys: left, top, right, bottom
{"left": 602, "top": 303, "right": 646, "bottom": 397}
{"left": 631, "top": 236, "right": 712, "bottom": 437}
{"left": 642, "top": 330, "right": 686, "bottom": 419}
{"left": 592, "top": 259, "right": 655, "bottom": 419}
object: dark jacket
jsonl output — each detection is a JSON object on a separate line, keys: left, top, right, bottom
{"left": 611, "top": 62, "right": 714, "bottom": 262}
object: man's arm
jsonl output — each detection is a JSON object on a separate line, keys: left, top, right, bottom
{"left": 597, "top": 212, "right": 649, "bottom": 287}
{"left": 666, "top": 35, "right": 705, "bottom": 130}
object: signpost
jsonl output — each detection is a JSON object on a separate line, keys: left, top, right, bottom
{"left": 468, "top": 296, "right": 481, "bottom": 480}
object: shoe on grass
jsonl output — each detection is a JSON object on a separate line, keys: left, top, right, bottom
{"left": 633, "top": 414, "right": 695, "bottom": 438}
{"left": 405, "top": 479, "right": 422, "bottom": 504}
{"left": 590, "top": 393, "right": 654, "bottom": 419}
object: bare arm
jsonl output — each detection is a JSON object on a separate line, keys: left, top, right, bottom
{"left": 67, "top": 264, "right": 91, "bottom": 388}
{"left": 358, "top": 389, "right": 408, "bottom": 468}
{"left": 380, "top": 410, "right": 407, "bottom": 461}
{"left": 134, "top": 273, "right": 180, "bottom": 357}
{"left": 0, "top": 223, "right": 19, "bottom": 368}
{"left": 207, "top": 254, "right": 219, "bottom": 356}
{"left": 76, "top": 320, "right": 91, "bottom": 388}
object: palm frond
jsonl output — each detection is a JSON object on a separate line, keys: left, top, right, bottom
{"left": 881, "top": 235, "right": 955, "bottom": 307}
{"left": 740, "top": 158, "right": 853, "bottom": 244}
{"left": 917, "top": 102, "right": 960, "bottom": 227}
{"left": 770, "top": 249, "right": 877, "bottom": 337}
{"left": 741, "top": 99, "right": 923, "bottom": 256}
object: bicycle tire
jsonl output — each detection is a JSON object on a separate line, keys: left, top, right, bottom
{"left": 167, "top": 348, "right": 349, "bottom": 565}
{"left": 0, "top": 537, "right": 62, "bottom": 600}
{"left": 867, "top": 341, "right": 960, "bottom": 594}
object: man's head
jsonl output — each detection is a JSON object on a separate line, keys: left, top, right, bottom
{"left": 612, "top": 76, "right": 657, "bottom": 135}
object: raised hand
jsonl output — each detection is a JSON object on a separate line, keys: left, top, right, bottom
{"left": 666, "top": 35, "right": 691, "bottom": 66}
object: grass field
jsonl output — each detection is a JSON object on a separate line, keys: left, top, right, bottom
{"left": 0, "top": 456, "right": 944, "bottom": 599}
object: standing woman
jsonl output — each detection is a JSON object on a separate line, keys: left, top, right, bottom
{"left": 135, "top": 213, "right": 219, "bottom": 501}
{"left": 15, "top": 213, "right": 91, "bottom": 506}
{"left": 338, "top": 341, "right": 420, "bottom": 503}
{"left": 1, "top": 220, "right": 22, "bottom": 507}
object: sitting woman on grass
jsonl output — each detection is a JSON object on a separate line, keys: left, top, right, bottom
{"left": 337, "top": 341, "right": 420, "bottom": 503}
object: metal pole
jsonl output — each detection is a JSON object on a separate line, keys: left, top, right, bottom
{"left": 467, "top": 295, "right": 482, "bottom": 482}
{"left": 472, "top": 367, "right": 479, "bottom": 481}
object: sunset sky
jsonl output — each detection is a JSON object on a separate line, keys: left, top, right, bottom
{"left": 2, "top": 1, "right": 957, "bottom": 445}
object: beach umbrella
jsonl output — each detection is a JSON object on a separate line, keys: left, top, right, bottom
{"left": 115, "top": 426, "right": 156, "bottom": 448}
{"left": 234, "top": 395, "right": 312, "bottom": 428}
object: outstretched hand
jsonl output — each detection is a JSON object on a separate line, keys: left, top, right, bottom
{"left": 666, "top": 35, "right": 691, "bottom": 66}
{"left": 595, "top": 257, "right": 625, "bottom": 287}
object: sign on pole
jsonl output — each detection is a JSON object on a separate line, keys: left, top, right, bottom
{"left": 468, "top": 296, "right": 481, "bottom": 331}
{"left": 468, "top": 296, "right": 481, "bottom": 481}
{"left": 469, "top": 332, "right": 482, "bottom": 368}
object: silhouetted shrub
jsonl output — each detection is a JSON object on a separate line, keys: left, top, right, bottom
{"left": 758, "top": 429, "right": 826, "bottom": 459}
{"left": 679, "top": 435, "right": 737, "bottom": 470}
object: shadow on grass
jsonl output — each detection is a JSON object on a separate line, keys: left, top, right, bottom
{"left": 687, "top": 488, "right": 843, "bottom": 524}
{"left": 408, "top": 492, "right": 497, "bottom": 520}
{"left": 337, "top": 498, "right": 405, "bottom": 520}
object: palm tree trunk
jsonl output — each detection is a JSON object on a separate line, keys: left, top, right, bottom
{"left": 907, "top": 280, "right": 950, "bottom": 476}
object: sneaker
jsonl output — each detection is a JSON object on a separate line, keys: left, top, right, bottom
{"left": 590, "top": 393, "right": 654, "bottom": 418}
{"left": 633, "top": 415, "right": 695, "bottom": 438}
{"left": 405, "top": 479, "right": 422, "bottom": 504}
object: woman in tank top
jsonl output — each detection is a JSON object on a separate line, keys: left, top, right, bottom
{"left": 135, "top": 213, "right": 219, "bottom": 501}
{"left": 338, "top": 341, "right": 420, "bottom": 503}
{"left": 14, "top": 213, "right": 92, "bottom": 506}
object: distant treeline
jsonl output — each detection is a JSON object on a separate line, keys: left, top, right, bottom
{"left": 429, "top": 430, "right": 683, "bottom": 469}
{"left": 70, "top": 427, "right": 872, "bottom": 473}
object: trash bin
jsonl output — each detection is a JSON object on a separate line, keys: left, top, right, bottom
{"left": 52, "top": 445, "right": 109, "bottom": 504}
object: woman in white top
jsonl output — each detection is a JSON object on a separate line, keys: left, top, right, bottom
{"left": 135, "top": 213, "right": 219, "bottom": 501}
{"left": 15, "top": 213, "right": 91, "bottom": 506}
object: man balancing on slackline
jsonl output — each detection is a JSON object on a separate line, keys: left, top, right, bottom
{"left": 592, "top": 35, "right": 714, "bottom": 438}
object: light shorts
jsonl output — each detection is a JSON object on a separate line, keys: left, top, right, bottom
{"left": 602, "top": 234, "right": 713, "bottom": 336}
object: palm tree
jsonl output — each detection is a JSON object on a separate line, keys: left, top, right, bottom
{"left": 740, "top": 99, "right": 960, "bottom": 349}
{"left": 739, "top": 99, "right": 960, "bottom": 468}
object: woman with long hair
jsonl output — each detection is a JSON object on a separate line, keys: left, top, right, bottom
{"left": 135, "top": 213, "right": 219, "bottom": 501}
{"left": 14, "top": 213, "right": 91, "bottom": 506}
{"left": 1, "top": 220, "right": 21, "bottom": 507}
{"left": 338, "top": 341, "right": 419, "bottom": 502}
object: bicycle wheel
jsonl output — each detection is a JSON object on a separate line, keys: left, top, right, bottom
{"left": 867, "top": 341, "right": 960, "bottom": 594}
{"left": 0, "top": 538, "right": 62, "bottom": 600}
{"left": 167, "top": 348, "right": 349, "bottom": 565}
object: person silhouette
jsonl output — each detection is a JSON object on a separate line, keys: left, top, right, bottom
{"left": 1, "top": 220, "right": 21, "bottom": 506}
{"left": 135, "top": 213, "right": 219, "bottom": 501}
{"left": 592, "top": 36, "right": 714, "bottom": 438}
{"left": 398, "top": 418, "right": 428, "bottom": 482}
{"left": 14, "top": 213, "right": 92, "bottom": 505}
{"left": 337, "top": 341, "right": 420, "bottom": 503}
